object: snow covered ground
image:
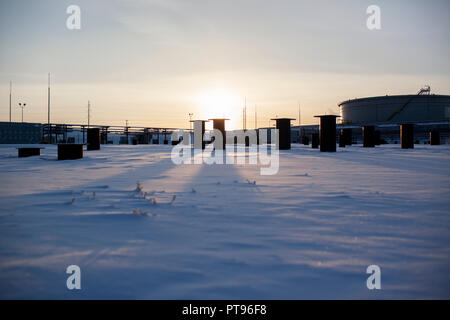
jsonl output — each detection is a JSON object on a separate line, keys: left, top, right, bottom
{"left": 0, "top": 143, "right": 449, "bottom": 299}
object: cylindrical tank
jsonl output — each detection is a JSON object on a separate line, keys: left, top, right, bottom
{"left": 339, "top": 94, "right": 450, "bottom": 125}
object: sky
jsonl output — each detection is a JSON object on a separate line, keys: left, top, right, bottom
{"left": 0, "top": 0, "right": 449, "bottom": 129}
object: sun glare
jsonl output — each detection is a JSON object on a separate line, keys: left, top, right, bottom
{"left": 195, "top": 89, "right": 242, "bottom": 130}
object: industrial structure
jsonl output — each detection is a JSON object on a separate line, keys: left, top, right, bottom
{"left": 338, "top": 86, "right": 450, "bottom": 125}
{"left": 2, "top": 86, "right": 449, "bottom": 147}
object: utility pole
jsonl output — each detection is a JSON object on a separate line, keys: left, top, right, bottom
{"left": 88, "top": 101, "right": 90, "bottom": 127}
{"left": 9, "top": 81, "right": 12, "bottom": 122}
{"left": 298, "top": 102, "right": 301, "bottom": 137}
{"left": 48, "top": 73, "right": 51, "bottom": 143}
{"left": 125, "top": 120, "right": 129, "bottom": 144}
{"left": 243, "top": 97, "right": 247, "bottom": 130}
{"left": 189, "top": 113, "right": 193, "bottom": 130}
{"left": 254, "top": 105, "right": 257, "bottom": 129}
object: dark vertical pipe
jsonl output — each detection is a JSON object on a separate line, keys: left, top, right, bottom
{"left": 338, "top": 134, "right": 345, "bottom": 148}
{"left": 430, "top": 130, "right": 440, "bottom": 145}
{"left": 362, "top": 126, "right": 375, "bottom": 147}
{"left": 374, "top": 130, "right": 381, "bottom": 146}
{"left": 400, "top": 124, "right": 414, "bottom": 149}
{"left": 271, "top": 118, "right": 294, "bottom": 150}
{"left": 87, "top": 128, "right": 101, "bottom": 150}
{"left": 82, "top": 125, "right": 85, "bottom": 145}
{"left": 315, "top": 115, "right": 338, "bottom": 152}
{"left": 210, "top": 119, "right": 228, "bottom": 150}
{"left": 192, "top": 120, "right": 207, "bottom": 149}
{"left": 311, "top": 133, "right": 319, "bottom": 149}
{"left": 341, "top": 128, "right": 352, "bottom": 145}
{"left": 302, "top": 135, "right": 309, "bottom": 145}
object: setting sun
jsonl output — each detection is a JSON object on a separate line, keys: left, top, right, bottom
{"left": 195, "top": 88, "right": 242, "bottom": 130}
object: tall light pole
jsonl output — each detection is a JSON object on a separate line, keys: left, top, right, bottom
{"left": 88, "top": 101, "right": 90, "bottom": 127}
{"left": 48, "top": 73, "right": 51, "bottom": 143}
{"left": 188, "top": 113, "right": 193, "bottom": 130}
{"left": 243, "top": 97, "right": 247, "bottom": 130}
{"left": 18, "top": 103, "right": 26, "bottom": 123}
{"left": 298, "top": 102, "right": 301, "bottom": 137}
{"left": 125, "top": 120, "right": 129, "bottom": 144}
{"left": 9, "top": 81, "right": 12, "bottom": 122}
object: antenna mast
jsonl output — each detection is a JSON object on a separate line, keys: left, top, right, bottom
{"left": 244, "top": 97, "right": 247, "bottom": 130}
{"left": 48, "top": 73, "right": 51, "bottom": 143}
{"left": 298, "top": 102, "right": 302, "bottom": 138}
{"left": 9, "top": 81, "right": 12, "bottom": 122}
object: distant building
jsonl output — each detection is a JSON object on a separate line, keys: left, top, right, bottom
{"left": 0, "top": 122, "right": 42, "bottom": 144}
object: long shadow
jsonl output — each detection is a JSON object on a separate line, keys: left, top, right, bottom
{"left": 1, "top": 145, "right": 179, "bottom": 212}
{"left": 286, "top": 144, "right": 450, "bottom": 176}
{"left": 135, "top": 147, "right": 374, "bottom": 299}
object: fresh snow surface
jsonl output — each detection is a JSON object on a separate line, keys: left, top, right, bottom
{"left": 0, "top": 144, "right": 449, "bottom": 299}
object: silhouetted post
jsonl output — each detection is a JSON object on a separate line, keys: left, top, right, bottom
{"left": 18, "top": 147, "right": 41, "bottom": 158}
{"left": 245, "top": 131, "right": 250, "bottom": 147}
{"left": 341, "top": 128, "right": 352, "bottom": 145}
{"left": 101, "top": 127, "right": 109, "bottom": 144}
{"left": 400, "top": 124, "right": 414, "bottom": 149}
{"left": 125, "top": 126, "right": 129, "bottom": 144}
{"left": 338, "top": 134, "right": 345, "bottom": 148}
{"left": 430, "top": 130, "right": 440, "bottom": 145}
{"left": 58, "top": 144, "right": 83, "bottom": 160}
{"left": 311, "top": 133, "right": 319, "bottom": 149}
{"left": 374, "top": 130, "right": 381, "bottom": 146}
{"left": 87, "top": 128, "right": 101, "bottom": 150}
{"left": 314, "top": 115, "right": 339, "bottom": 152}
{"left": 271, "top": 118, "right": 295, "bottom": 150}
{"left": 302, "top": 135, "right": 309, "bottom": 145}
{"left": 362, "top": 126, "right": 375, "bottom": 147}
{"left": 209, "top": 118, "right": 229, "bottom": 150}
{"left": 191, "top": 120, "right": 208, "bottom": 150}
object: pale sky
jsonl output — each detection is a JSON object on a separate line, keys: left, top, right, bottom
{"left": 1, "top": 0, "right": 449, "bottom": 129}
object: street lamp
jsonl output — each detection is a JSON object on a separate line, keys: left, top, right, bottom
{"left": 189, "top": 113, "right": 193, "bottom": 130}
{"left": 18, "top": 103, "right": 26, "bottom": 123}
